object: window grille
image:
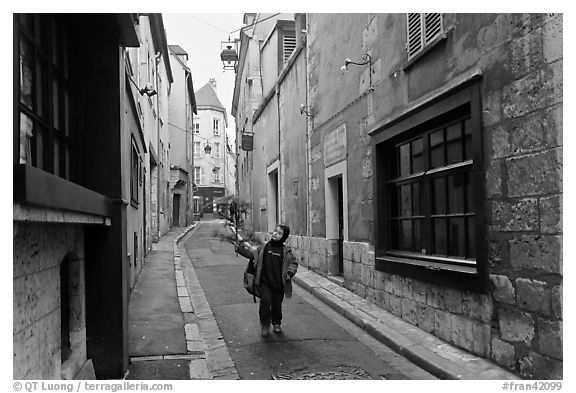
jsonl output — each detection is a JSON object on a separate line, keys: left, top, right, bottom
{"left": 407, "top": 13, "right": 443, "bottom": 60}
{"left": 283, "top": 34, "right": 297, "bottom": 64}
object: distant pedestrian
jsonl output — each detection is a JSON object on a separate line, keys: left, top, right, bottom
{"left": 236, "top": 225, "right": 298, "bottom": 336}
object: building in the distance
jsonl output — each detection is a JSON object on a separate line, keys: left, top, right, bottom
{"left": 193, "top": 79, "right": 229, "bottom": 216}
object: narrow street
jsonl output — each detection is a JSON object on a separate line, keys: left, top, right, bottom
{"left": 182, "top": 220, "right": 436, "bottom": 380}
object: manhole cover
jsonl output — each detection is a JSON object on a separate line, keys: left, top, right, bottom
{"left": 272, "top": 366, "right": 372, "bottom": 380}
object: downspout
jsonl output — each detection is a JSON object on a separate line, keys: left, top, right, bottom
{"left": 305, "top": 16, "right": 312, "bottom": 238}
{"left": 155, "top": 51, "right": 161, "bottom": 236}
{"left": 185, "top": 70, "right": 191, "bottom": 225}
{"left": 276, "top": 82, "right": 281, "bottom": 228}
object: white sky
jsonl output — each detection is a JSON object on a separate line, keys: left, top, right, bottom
{"left": 164, "top": 13, "right": 244, "bottom": 147}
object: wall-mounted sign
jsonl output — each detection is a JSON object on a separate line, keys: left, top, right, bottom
{"left": 241, "top": 133, "right": 254, "bottom": 151}
{"left": 324, "top": 124, "right": 347, "bottom": 168}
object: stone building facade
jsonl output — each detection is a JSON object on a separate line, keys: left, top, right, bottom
{"left": 232, "top": 13, "right": 562, "bottom": 379}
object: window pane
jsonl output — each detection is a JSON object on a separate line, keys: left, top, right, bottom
{"left": 36, "top": 58, "right": 47, "bottom": 119}
{"left": 412, "top": 182, "right": 422, "bottom": 216}
{"left": 19, "top": 112, "right": 34, "bottom": 165}
{"left": 464, "top": 118, "right": 472, "bottom": 160}
{"left": 414, "top": 219, "right": 423, "bottom": 252}
{"left": 432, "top": 177, "right": 446, "bottom": 214}
{"left": 53, "top": 138, "right": 60, "bottom": 176}
{"left": 430, "top": 130, "right": 444, "bottom": 168}
{"left": 467, "top": 217, "right": 476, "bottom": 258}
{"left": 401, "top": 220, "right": 413, "bottom": 251}
{"left": 448, "top": 217, "right": 465, "bottom": 257}
{"left": 399, "top": 143, "right": 410, "bottom": 176}
{"left": 53, "top": 78, "right": 60, "bottom": 130}
{"left": 19, "top": 38, "right": 34, "bottom": 109}
{"left": 64, "top": 89, "right": 70, "bottom": 136}
{"left": 448, "top": 174, "right": 466, "bottom": 214}
{"left": 433, "top": 218, "right": 447, "bottom": 255}
{"left": 390, "top": 220, "right": 400, "bottom": 249}
{"left": 466, "top": 172, "right": 474, "bottom": 213}
{"left": 412, "top": 138, "right": 423, "bottom": 173}
{"left": 19, "top": 14, "right": 34, "bottom": 34}
{"left": 400, "top": 185, "right": 411, "bottom": 217}
{"left": 446, "top": 123, "right": 462, "bottom": 164}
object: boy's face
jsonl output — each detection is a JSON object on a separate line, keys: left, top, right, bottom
{"left": 271, "top": 226, "right": 284, "bottom": 241}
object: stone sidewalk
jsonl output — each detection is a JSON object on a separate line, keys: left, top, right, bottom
{"left": 292, "top": 269, "right": 520, "bottom": 380}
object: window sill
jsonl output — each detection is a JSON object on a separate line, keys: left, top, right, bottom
{"left": 375, "top": 252, "right": 487, "bottom": 293}
{"left": 13, "top": 164, "right": 112, "bottom": 218}
{"left": 402, "top": 30, "right": 450, "bottom": 71}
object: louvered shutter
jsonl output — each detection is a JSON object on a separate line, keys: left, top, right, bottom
{"left": 283, "top": 34, "right": 296, "bottom": 64}
{"left": 424, "top": 13, "right": 442, "bottom": 44}
{"left": 407, "top": 13, "right": 443, "bottom": 60}
{"left": 200, "top": 167, "right": 206, "bottom": 185}
{"left": 407, "top": 13, "right": 423, "bottom": 60}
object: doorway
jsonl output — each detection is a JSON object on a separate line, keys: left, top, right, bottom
{"left": 173, "top": 194, "right": 180, "bottom": 227}
{"left": 325, "top": 161, "right": 348, "bottom": 276}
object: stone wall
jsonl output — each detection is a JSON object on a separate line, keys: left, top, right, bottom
{"left": 13, "top": 222, "right": 89, "bottom": 379}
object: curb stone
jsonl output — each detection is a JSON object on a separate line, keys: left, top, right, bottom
{"left": 293, "top": 268, "right": 520, "bottom": 380}
{"left": 175, "top": 222, "right": 240, "bottom": 380}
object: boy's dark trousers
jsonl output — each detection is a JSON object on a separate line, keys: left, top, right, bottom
{"left": 258, "top": 282, "right": 285, "bottom": 326}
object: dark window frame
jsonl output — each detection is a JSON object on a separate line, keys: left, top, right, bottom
{"left": 371, "top": 82, "right": 488, "bottom": 292}
{"left": 15, "top": 14, "right": 72, "bottom": 180}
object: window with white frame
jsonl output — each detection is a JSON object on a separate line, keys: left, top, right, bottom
{"left": 194, "top": 166, "right": 201, "bottom": 184}
{"left": 212, "top": 168, "right": 220, "bottom": 183}
{"left": 406, "top": 13, "right": 443, "bottom": 61}
{"left": 213, "top": 142, "right": 220, "bottom": 158}
{"left": 194, "top": 141, "right": 201, "bottom": 157}
{"left": 194, "top": 122, "right": 200, "bottom": 134}
{"left": 213, "top": 118, "right": 220, "bottom": 135}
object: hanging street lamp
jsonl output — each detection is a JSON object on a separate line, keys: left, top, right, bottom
{"left": 220, "top": 38, "right": 239, "bottom": 71}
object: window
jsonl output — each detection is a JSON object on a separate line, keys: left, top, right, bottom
{"left": 212, "top": 168, "right": 220, "bottom": 184}
{"left": 373, "top": 83, "right": 486, "bottom": 291}
{"left": 213, "top": 142, "right": 220, "bottom": 158}
{"left": 16, "top": 14, "right": 72, "bottom": 179}
{"left": 194, "top": 141, "right": 201, "bottom": 157}
{"left": 194, "top": 166, "right": 201, "bottom": 184}
{"left": 407, "top": 13, "right": 443, "bottom": 61}
{"left": 194, "top": 122, "right": 200, "bottom": 134}
{"left": 130, "top": 141, "right": 140, "bottom": 204}
{"left": 213, "top": 118, "right": 220, "bottom": 135}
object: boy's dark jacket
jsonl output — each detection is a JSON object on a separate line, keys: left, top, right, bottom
{"left": 237, "top": 241, "right": 298, "bottom": 298}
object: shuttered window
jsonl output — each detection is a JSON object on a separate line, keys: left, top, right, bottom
{"left": 283, "top": 34, "right": 296, "bottom": 64}
{"left": 406, "top": 13, "right": 443, "bottom": 60}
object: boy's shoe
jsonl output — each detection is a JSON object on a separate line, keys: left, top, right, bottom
{"left": 261, "top": 323, "right": 271, "bottom": 336}
{"left": 273, "top": 324, "right": 282, "bottom": 333}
